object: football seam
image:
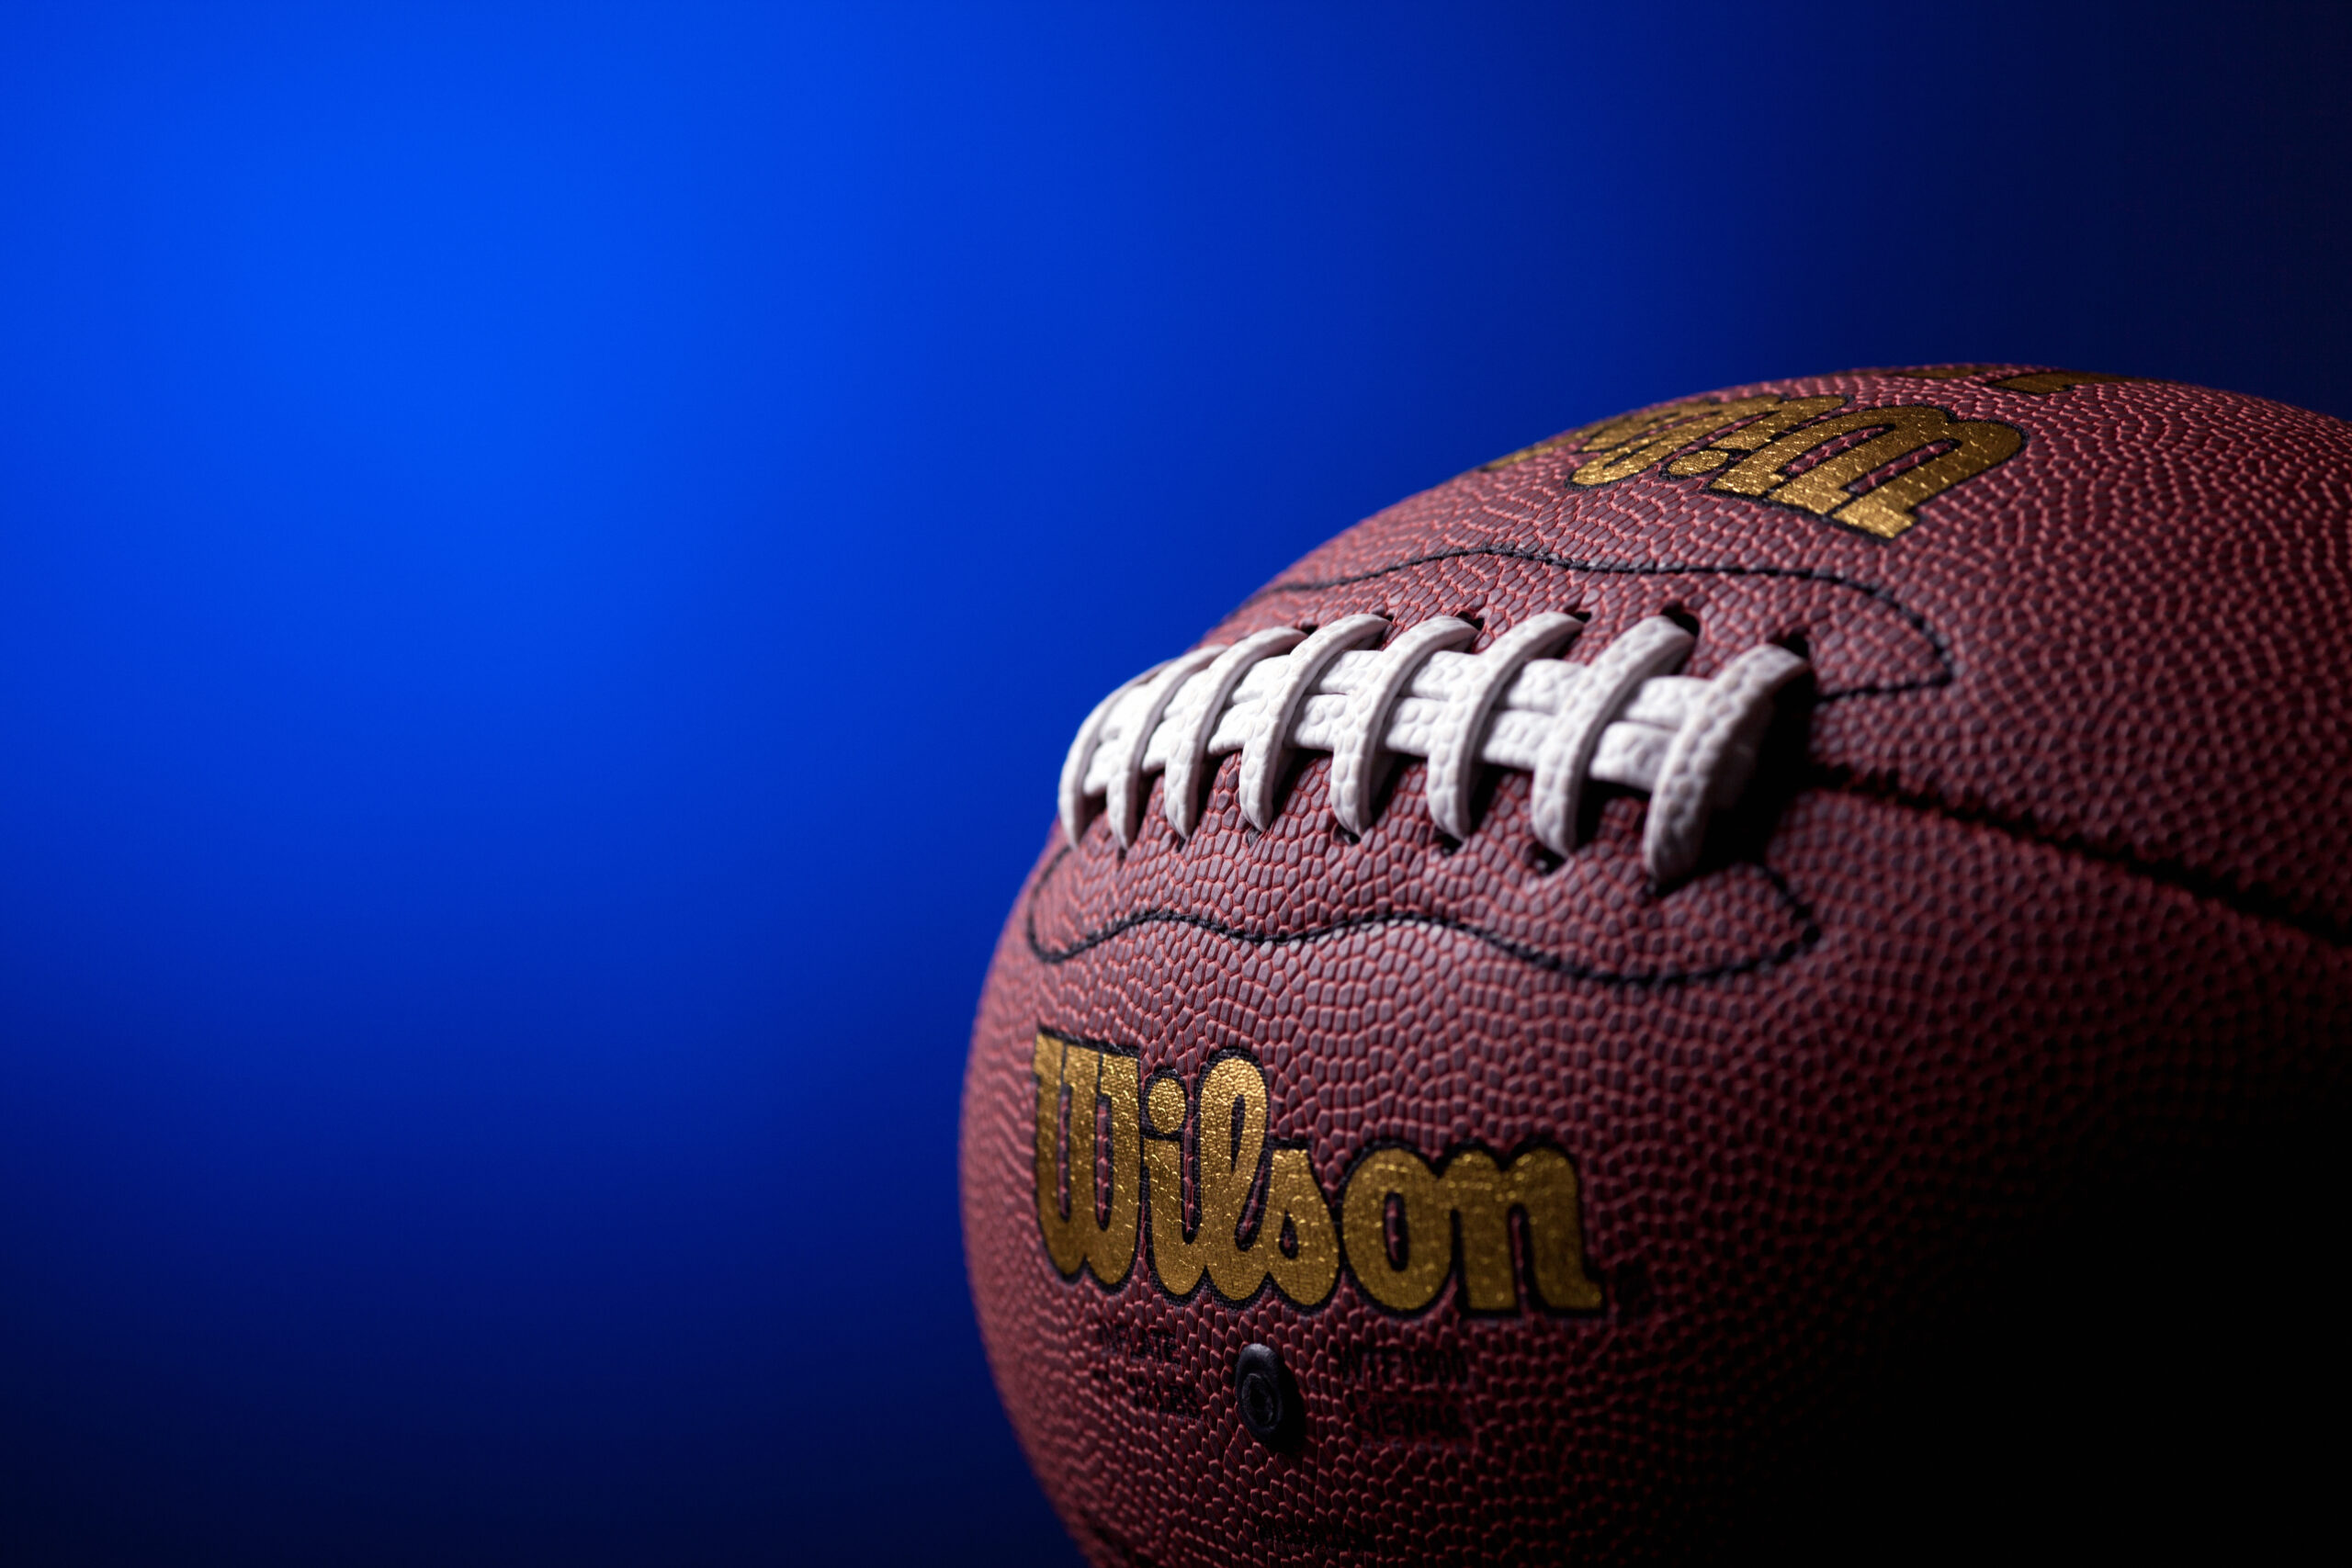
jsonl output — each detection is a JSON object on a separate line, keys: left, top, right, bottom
{"left": 1812, "top": 766, "right": 2352, "bottom": 948}
{"left": 1021, "top": 766, "right": 2352, "bottom": 981}
{"left": 1021, "top": 845, "right": 1822, "bottom": 986}
{"left": 1238, "top": 545, "right": 1951, "bottom": 703}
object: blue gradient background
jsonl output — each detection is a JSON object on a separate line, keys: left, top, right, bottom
{"left": 0, "top": 4, "right": 2345, "bottom": 1563}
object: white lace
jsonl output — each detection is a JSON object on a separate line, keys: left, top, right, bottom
{"left": 1059, "top": 614, "right": 1808, "bottom": 886}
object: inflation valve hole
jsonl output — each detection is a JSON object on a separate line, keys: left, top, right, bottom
{"left": 1234, "top": 1342, "right": 1303, "bottom": 1450}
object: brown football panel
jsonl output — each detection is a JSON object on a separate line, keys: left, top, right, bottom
{"left": 962, "top": 787, "right": 2348, "bottom": 1565}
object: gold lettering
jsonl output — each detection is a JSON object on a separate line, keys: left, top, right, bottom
{"left": 1480, "top": 393, "right": 1793, "bottom": 477}
{"left": 1035, "top": 1036, "right": 1588, "bottom": 1317}
{"left": 1193, "top": 1058, "right": 1341, "bottom": 1303}
{"left": 1502, "top": 388, "right": 2020, "bottom": 537}
{"left": 1439, "top": 1147, "right": 1602, "bottom": 1312}
{"left": 1575, "top": 400, "right": 1722, "bottom": 457}
{"left": 1340, "top": 1147, "right": 1453, "bottom": 1312}
{"left": 1710, "top": 403, "right": 2021, "bottom": 537}
{"left": 1263, "top": 1148, "right": 1340, "bottom": 1306}
{"left": 1663, "top": 395, "right": 1846, "bottom": 476}
{"left": 1142, "top": 1074, "right": 1203, "bottom": 1295}
{"left": 1193, "top": 1057, "right": 1267, "bottom": 1298}
{"left": 1341, "top": 1145, "right": 1602, "bottom": 1314}
{"left": 1139, "top": 1058, "right": 1337, "bottom": 1305}
{"left": 1570, "top": 396, "right": 1788, "bottom": 487}
{"left": 1143, "top": 1072, "right": 1204, "bottom": 1297}
{"left": 1031, "top": 1033, "right": 1141, "bottom": 1286}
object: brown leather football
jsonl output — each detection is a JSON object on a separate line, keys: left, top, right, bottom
{"left": 960, "top": 367, "right": 2350, "bottom": 1564}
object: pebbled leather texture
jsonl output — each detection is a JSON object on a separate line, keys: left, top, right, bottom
{"left": 960, "top": 367, "right": 2352, "bottom": 1563}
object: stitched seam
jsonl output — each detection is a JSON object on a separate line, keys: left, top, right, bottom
{"left": 1811, "top": 766, "right": 2352, "bottom": 948}
{"left": 1023, "top": 846, "right": 1821, "bottom": 984}
{"left": 1239, "top": 546, "right": 1951, "bottom": 702}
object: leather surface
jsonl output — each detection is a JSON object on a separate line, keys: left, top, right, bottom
{"left": 960, "top": 367, "right": 2352, "bottom": 1563}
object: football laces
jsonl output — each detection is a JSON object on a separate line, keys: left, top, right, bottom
{"left": 1059, "top": 612, "right": 1808, "bottom": 886}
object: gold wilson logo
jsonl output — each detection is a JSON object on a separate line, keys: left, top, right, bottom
{"left": 1031, "top": 1032, "right": 1602, "bottom": 1314}
{"left": 1482, "top": 392, "right": 2024, "bottom": 538}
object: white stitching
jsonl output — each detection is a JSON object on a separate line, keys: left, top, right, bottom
{"left": 1067, "top": 612, "right": 1808, "bottom": 884}
{"left": 1426, "top": 611, "right": 1583, "bottom": 840}
{"left": 1238, "top": 615, "right": 1389, "bottom": 830}
{"left": 1329, "top": 616, "right": 1476, "bottom": 834}
{"left": 1059, "top": 661, "right": 1163, "bottom": 849}
{"left": 1161, "top": 627, "right": 1305, "bottom": 840}
{"left": 1529, "top": 617, "right": 1692, "bottom": 859}
{"left": 1642, "top": 643, "right": 1809, "bottom": 884}
{"left": 1104, "top": 646, "right": 1225, "bottom": 849}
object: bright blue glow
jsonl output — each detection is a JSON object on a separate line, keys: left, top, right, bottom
{"left": 0, "top": 4, "right": 2345, "bottom": 1562}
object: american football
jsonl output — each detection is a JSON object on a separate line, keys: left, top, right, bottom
{"left": 961, "top": 366, "right": 2350, "bottom": 1563}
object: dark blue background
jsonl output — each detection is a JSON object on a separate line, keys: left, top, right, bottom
{"left": 1, "top": 4, "right": 2345, "bottom": 1562}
